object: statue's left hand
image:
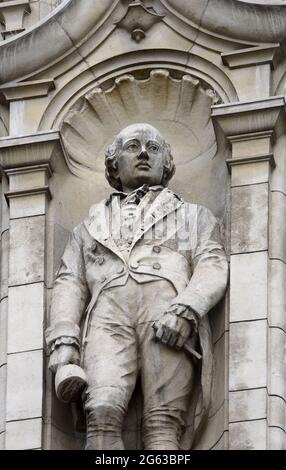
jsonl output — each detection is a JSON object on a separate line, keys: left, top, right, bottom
{"left": 49, "top": 344, "right": 80, "bottom": 374}
{"left": 153, "top": 308, "right": 192, "bottom": 349}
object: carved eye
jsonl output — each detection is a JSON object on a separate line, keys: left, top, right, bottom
{"left": 126, "top": 142, "right": 139, "bottom": 153}
{"left": 147, "top": 143, "right": 160, "bottom": 153}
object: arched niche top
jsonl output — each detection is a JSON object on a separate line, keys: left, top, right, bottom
{"left": 0, "top": 0, "right": 118, "bottom": 85}
{"left": 164, "top": 0, "right": 286, "bottom": 43}
{"left": 60, "top": 69, "right": 219, "bottom": 178}
{"left": 1, "top": 0, "right": 286, "bottom": 85}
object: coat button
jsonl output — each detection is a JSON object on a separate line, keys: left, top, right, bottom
{"left": 117, "top": 266, "right": 125, "bottom": 274}
{"left": 153, "top": 246, "right": 161, "bottom": 254}
{"left": 98, "top": 256, "right": 105, "bottom": 265}
{"left": 100, "top": 275, "right": 106, "bottom": 283}
{"left": 127, "top": 238, "right": 133, "bottom": 245}
{"left": 153, "top": 262, "right": 161, "bottom": 270}
{"left": 131, "top": 262, "right": 139, "bottom": 269}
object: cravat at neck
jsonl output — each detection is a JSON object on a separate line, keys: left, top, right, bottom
{"left": 123, "top": 184, "right": 150, "bottom": 205}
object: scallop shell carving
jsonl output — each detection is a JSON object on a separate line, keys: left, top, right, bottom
{"left": 61, "top": 70, "right": 219, "bottom": 177}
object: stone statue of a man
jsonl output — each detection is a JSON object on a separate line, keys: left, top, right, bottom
{"left": 45, "top": 123, "right": 228, "bottom": 450}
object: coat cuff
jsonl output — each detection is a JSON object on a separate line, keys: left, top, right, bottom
{"left": 170, "top": 303, "right": 200, "bottom": 332}
{"left": 49, "top": 336, "right": 80, "bottom": 353}
{"left": 45, "top": 321, "right": 80, "bottom": 352}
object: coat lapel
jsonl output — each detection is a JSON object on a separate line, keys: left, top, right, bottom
{"left": 84, "top": 189, "right": 183, "bottom": 256}
{"left": 83, "top": 199, "right": 126, "bottom": 262}
{"left": 132, "top": 188, "right": 183, "bottom": 246}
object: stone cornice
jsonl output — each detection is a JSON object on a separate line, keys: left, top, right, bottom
{"left": 0, "top": 130, "right": 67, "bottom": 169}
{"left": 5, "top": 186, "right": 52, "bottom": 205}
{"left": 0, "top": 1, "right": 286, "bottom": 85}
{"left": 221, "top": 44, "right": 280, "bottom": 70}
{"left": 212, "top": 96, "right": 286, "bottom": 136}
{"left": 0, "top": 80, "right": 55, "bottom": 101}
{"left": 226, "top": 153, "right": 276, "bottom": 172}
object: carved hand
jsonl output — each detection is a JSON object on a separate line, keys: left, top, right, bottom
{"left": 49, "top": 344, "right": 80, "bottom": 374}
{"left": 153, "top": 310, "right": 192, "bottom": 349}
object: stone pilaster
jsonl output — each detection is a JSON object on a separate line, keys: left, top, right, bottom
{"left": 0, "top": 80, "right": 55, "bottom": 137}
{"left": 213, "top": 96, "right": 286, "bottom": 450}
{"left": 0, "top": 1, "right": 31, "bottom": 39}
{"left": 0, "top": 170, "right": 9, "bottom": 449}
{"left": 221, "top": 44, "right": 279, "bottom": 101}
{"left": 0, "top": 131, "right": 65, "bottom": 449}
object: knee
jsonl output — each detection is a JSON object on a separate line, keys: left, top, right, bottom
{"left": 85, "top": 401, "right": 126, "bottom": 450}
{"left": 85, "top": 395, "right": 126, "bottom": 433}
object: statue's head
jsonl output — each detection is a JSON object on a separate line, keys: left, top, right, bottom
{"left": 105, "top": 123, "right": 176, "bottom": 191}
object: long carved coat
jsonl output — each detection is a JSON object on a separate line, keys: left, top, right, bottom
{"left": 46, "top": 187, "right": 228, "bottom": 448}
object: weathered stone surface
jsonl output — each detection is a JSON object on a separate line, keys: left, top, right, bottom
{"left": 209, "top": 300, "right": 228, "bottom": 345}
{"left": 9, "top": 216, "right": 45, "bottom": 286}
{"left": 270, "top": 191, "right": 286, "bottom": 263}
{"left": 9, "top": 194, "right": 47, "bottom": 219}
{"left": 211, "top": 332, "right": 228, "bottom": 418}
{"left": 6, "top": 418, "right": 42, "bottom": 450}
{"left": 268, "top": 395, "right": 286, "bottom": 432}
{"left": 228, "top": 65, "right": 271, "bottom": 102}
{"left": 271, "top": 135, "right": 286, "bottom": 194}
{"left": 7, "top": 283, "right": 44, "bottom": 354}
{"left": 230, "top": 252, "right": 267, "bottom": 322}
{"left": 0, "top": 431, "right": 5, "bottom": 450}
{"left": 269, "top": 259, "right": 286, "bottom": 332}
{"left": 229, "top": 388, "right": 267, "bottom": 423}
{"left": 9, "top": 168, "right": 47, "bottom": 191}
{"left": 211, "top": 431, "right": 228, "bottom": 450}
{"left": 6, "top": 350, "right": 43, "bottom": 421}
{"left": 195, "top": 403, "right": 227, "bottom": 450}
{"left": 0, "top": 364, "right": 6, "bottom": 434}
{"left": 165, "top": 0, "right": 286, "bottom": 43}
{"left": 0, "top": 298, "right": 7, "bottom": 367}
{"left": 268, "top": 427, "right": 286, "bottom": 450}
{"left": 0, "top": 229, "right": 9, "bottom": 301}
{"left": 268, "top": 327, "right": 286, "bottom": 400}
{"left": 231, "top": 184, "right": 268, "bottom": 254}
{"left": 231, "top": 161, "right": 270, "bottom": 187}
{"left": 229, "top": 320, "right": 267, "bottom": 390}
{"left": 229, "top": 420, "right": 267, "bottom": 450}
{"left": 47, "top": 424, "right": 83, "bottom": 451}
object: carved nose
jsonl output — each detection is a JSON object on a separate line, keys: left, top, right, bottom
{"left": 138, "top": 148, "right": 149, "bottom": 160}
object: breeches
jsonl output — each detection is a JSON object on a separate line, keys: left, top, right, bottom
{"left": 82, "top": 277, "right": 195, "bottom": 450}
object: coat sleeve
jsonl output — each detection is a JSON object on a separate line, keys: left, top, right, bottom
{"left": 45, "top": 225, "right": 89, "bottom": 352}
{"left": 171, "top": 205, "right": 228, "bottom": 318}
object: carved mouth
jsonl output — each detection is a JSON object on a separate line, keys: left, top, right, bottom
{"left": 136, "top": 162, "right": 151, "bottom": 169}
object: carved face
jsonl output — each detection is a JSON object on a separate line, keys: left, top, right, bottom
{"left": 115, "top": 124, "right": 166, "bottom": 191}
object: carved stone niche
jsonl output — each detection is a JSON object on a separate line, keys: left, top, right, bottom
{"left": 62, "top": 69, "right": 218, "bottom": 175}
{"left": 60, "top": 69, "right": 226, "bottom": 214}
{"left": 54, "top": 69, "right": 228, "bottom": 449}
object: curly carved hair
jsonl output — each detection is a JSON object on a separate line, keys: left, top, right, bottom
{"left": 105, "top": 126, "right": 176, "bottom": 191}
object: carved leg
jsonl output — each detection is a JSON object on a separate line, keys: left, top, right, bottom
{"left": 84, "top": 392, "right": 126, "bottom": 450}
{"left": 139, "top": 323, "right": 195, "bottom": 450}
{"left": 82, "top": 290, "right": 138, "bottom": 450}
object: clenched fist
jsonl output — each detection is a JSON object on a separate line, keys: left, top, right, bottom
{"left": 49, "top": 344, "right": 80, "bottom": 374}
{"left": 153, "top": 304, "right": 193, "bottom": 350}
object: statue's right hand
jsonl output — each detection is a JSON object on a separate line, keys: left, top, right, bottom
{"left": 49, "top": 344, "right": 80, "bottom": 375}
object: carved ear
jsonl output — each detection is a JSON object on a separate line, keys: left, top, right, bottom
{"left": 161, "top": 144, "right": 176, "bottom": 185}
